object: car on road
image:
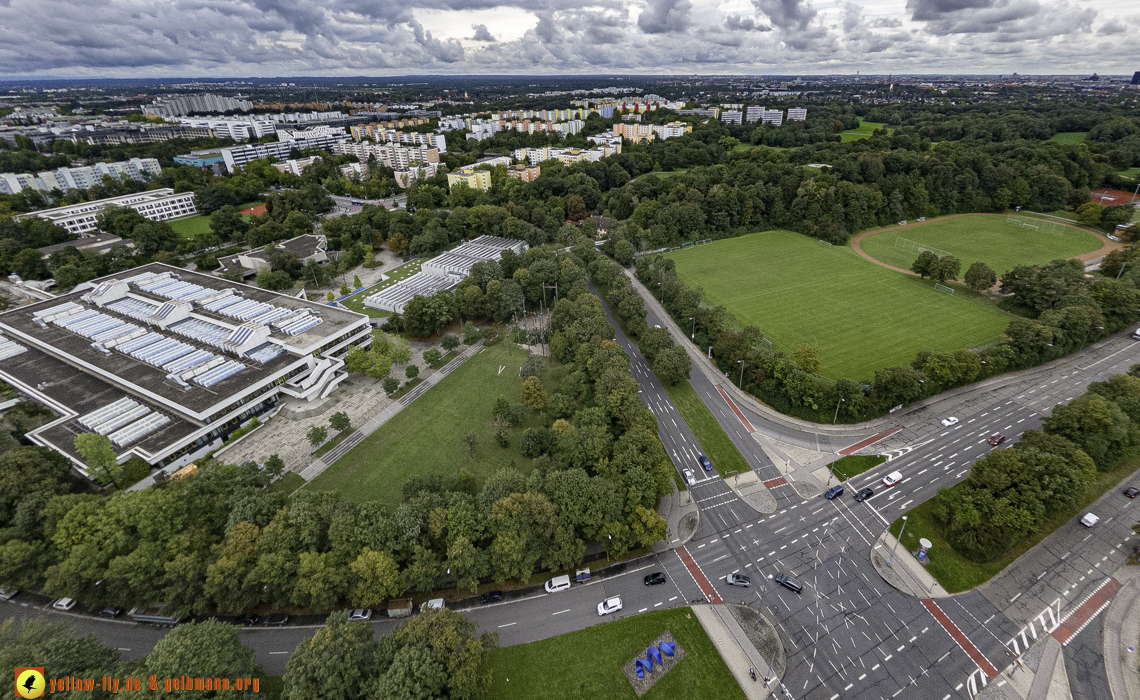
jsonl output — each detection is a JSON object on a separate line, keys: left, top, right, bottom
{"left": 774, "top": 573, "right": 804, "bottom": 594}
{"left": 235, "top": 613, "right": 259, "bottom": 626}
{"left": 597, "top": 596, "right": 623, "bottom": 616}
{"left": 0, "top": 588, "right": 17, "bottom": 601}
{"left": 98, "top": 606, "right": 124, "bottom": 618}
{"left": 698, "top": 454, "right": 713, "bottom": 472}
{"left": 882, "top": 471, "right": 903, "bottom": 487}
{"left": 644, "top": 572, "right": 667, "bottom": 586}
{"left": 421, "top": 599, "right": 445, "bottom": 612}
{"left": 854, "top": 488, "right": 875, "bottom": 502}
{"left": 988, "top": 433, "right": 1006, "bottom": 446}
{"left": 653, "top": 325, "right": 662, "bottom": 329}
{"left": 941, "top": 417, "right": 959, "bottom": 427}
{"left": 825, "top": 485, "right": 844, "bottom": 500}
{"left": 52, "top": 598, "right": 76, "bottom": 611}
{"left": 264, "top": 614, "right": 289, "bottom": 626}
{"left": 1080, "top": 513, "right": 1100, "bottom": 528}
{"left": 480, "top": 591, "right": 503, "bottom": 604}
{"left": 347, "top": 609, "right": 373, "bottom": 622}
{"left": 682, "top": 468, "right": 696, "bottom": 485}
{"left": 1124, "top": 487, "right": 1139, "bottom": 499}
{"left": 545, "top": 575, "right": 572, "bottom": 593}
{"left": 726, "top": 573, "right": 751, "bottom": 587}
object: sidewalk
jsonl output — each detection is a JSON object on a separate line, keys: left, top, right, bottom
{"left": 297, "top": 340, "right": 484, "bottom": 482}
{"left": 870, "top": 529, "right": 950, "bottom": 599}
{"left": 691, "top": 604, "right": 782, "bottom": 700}
{"left": 750, "top": 433, "right": 829, "bottom": 499}
{"left": 653, "top": 483, "right": 700, "bottom": 554}
{"left": 1104, "top": 565, "right": 1140, "bottom": 700}
{"left": 723, "top": 470, "right": 778, "bottom": 513}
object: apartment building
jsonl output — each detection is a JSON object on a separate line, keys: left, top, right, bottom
{"left": 760, "top": 108, "right": 784, "bottom": 126}
{"left": 393, "top": 163, "right": 438, "bottom": 189}
{"left": 220, "top": 131, "right": 350, "bottom": 173}
{"left": 331, "top": 142, "right": 439, "bottom": 171}
{"left": 177, "top": 117, "right": 275, "bottom": 141}
{"left": 0, "top": 158, "right": 163, "bottom": 195}
{"left": 745, "top": 105, "right": 764, "bottom": 123}
{"left": 349, "top": 118, "right": 432, "bottom": 141}
{"left": 374, "top": 130, "right": 447, "bottom": 153}
{"left": 613, "top": 121, "right": 691, "bottom": 143}
{"left": 721, "top": 110, "right": 744, "bottom": 125}
{"left": 506, "top": 164, "right": 541, "bottom": 182}
{"left": 143, "top": 93, "right": 253, "bottom": 117}
{"left": 677, "top": 107, "right": 721, "bottom": 119}
{"left": 447, "top": 168, "right": 492, "bottom": 192}
{"left": 587, "top": 131, "right": 623, "bottom": 148}
{"left": 511, "top": 143, "right": 621, "bottom": 166}
{"left": 787, "top": 108, "right": 808, "bottom": 122}
{"left": 14, "top": 189, "right": 198, "bottom": 236}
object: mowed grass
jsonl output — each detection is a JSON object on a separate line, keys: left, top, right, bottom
{"left": 666, "top": 231, "right": 1011, "bottom": 380}
{"left": 859, "top": 214, "right": 1103, "bottom": 278}
{"left": 485, "top": 607, "right": 744, "bottom": 700}
{"left": 169, "top": 215, "right": 212, "bottom": 239}
{"left": 1049, "top": 132, "right": 1088, "bottom": 145}
{"left": 840, "top": 120, "right": 888, "bottom": 142}
{"left": 662, "top": 380, "right": 751, "bottom": 478}
{"left": 338, "top": 260, "right": 423, "bottom": 318}
{"left": 307, "top": 341, "right": 535, "bottom": 507}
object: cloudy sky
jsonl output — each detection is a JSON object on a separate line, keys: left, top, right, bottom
{"left": 0, "top": 0, "right": 1137, "bottom": 77}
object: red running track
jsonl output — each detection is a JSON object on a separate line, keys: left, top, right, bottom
{"left": 922, "top": 599, "right": 999, "bottom": 679}
{"left": 675, "top": 545, "right": 723, "bottom": 604}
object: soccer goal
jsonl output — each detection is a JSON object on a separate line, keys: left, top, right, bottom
{"left": 935, "top": 284, "right": 955, "bottom": 295}
{"left": 894, "top": 236, "right": 951, "bottom": 259}
{"left": 818, "top": 239, "right": 833, "bottom": 248}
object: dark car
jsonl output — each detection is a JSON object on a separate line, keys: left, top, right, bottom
{"left": 726, "top": 573, "right": 751, "bottom": 587}
{"left": 825, "top": 485, "right": 844, "bottom": 500}
{"left": 98, "top": 606, "right": 124, "bottom": 618}
{"left": 988, "top": 433, "right": 1006, "bottom": 446}
{"left": 644, "top": 572, "right": 667, "bottom": 586}
{"left": 1125, "top": 487, "right": 1139, "bottom": 499}
{"left": 480, "top": 591, "right": 503, "bottom": 605}
{"left": 773, "top": 573, "right": 803, "bottom": 594}
{"left": 854, "top": 488, "right": 874, "bottom": 502}
{"left": 264, "top": 614, "right": 289, "bottom": 626}
{"left": 698, "top": 454, "right": 713, "bottom": 472}
{"left": 235, "top": 614, "right": 259, "bottom": 626}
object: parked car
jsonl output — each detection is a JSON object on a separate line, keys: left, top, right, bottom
{"left": 882, "top": 471, "right": 903, "bottom": 487}
{"left": 597, "top": 596, "right": 623, "bottom": 616}
{"left": 545, "top": 575, "right": 571, "bottom": 593}
{"left": 235, "top": 613, "right": 259, "bottom": 626}
{"left": 0, "top": 588, "right": 17, "bottom": 601}
{"left": 1080, "top": 513, "right": 1100, "bottom": 528}
{"left": 644, "top": 572, "right": 667, "bottom": 586}
{"left": 1124, "top": 487, "right": 1139, "bottom": 499}
{"left": 988, "top": 433, "right": 1006, "bottom": 446}
{"left": 421, "top": 599, "right": 445, "bottom": 612}
{"left": 698, "top": 454, "right": 713, "bottom": 472}
{"left": 98, "top": 606, "right": 124, "bottom": 618}
{"left": 346, "top": 609, "right": 373, "bottom": 622}
{"left": 854, "top": 488, "right": 875, "bottom": 502}
{"left": 825, "top": 485, "right": 844, "bottom": 500}
{"left": 52, "top": 598, "right": 75, "bottom": 611}
{"left": 480, "top": 591, "right": 503, "bottom": 605}
{"left": 774, "top": 573, "right": 804, "bottom": 593}
{"left": 264, "top": 614, "right": 289, "bottom": 626}
{"left": 726, "top": 573, "right": 751, "bottom": 587}
{"left": 682, "top": 468, "right": 696, "bottom": 485}
{"left": 941, "top": 417, "right": 959, "bottom": 427}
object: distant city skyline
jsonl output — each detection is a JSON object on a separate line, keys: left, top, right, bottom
{"left": 0, "top": 0, "right": 1137, "bottom": 77}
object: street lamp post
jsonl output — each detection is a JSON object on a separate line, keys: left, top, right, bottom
{"left": 833, "top": 397, "right": 845, "bottom": 424}
{"left": 889, "top": 516, "right": 908, "bottom": 566}
{"left": 737, "top": 360, "right": 745, "bottom": 388}
{"left": 690, "top": 317, "right": 695, "bottom": 339}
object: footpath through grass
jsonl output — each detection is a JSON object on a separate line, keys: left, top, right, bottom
{"left": 859, "top": 214, "right": 1102, "bottom": 278}
{"left": 666, "top": 230, "right": 1011, "bottom": 381}
{"left": 662, "top": 381, "right": 750, "bottom": 478}
{"left": 890, "top": 457, "right": 1140, "bottom": 593}
{"left": 308, "top": 341, "right": 536, "bottom": 507}
{"left": 485, "top": 607, "right": 744, "bottom": 700}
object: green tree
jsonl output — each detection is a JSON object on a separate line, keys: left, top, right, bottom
{"left": 932, "top": 255, "right": 961, "bottom": 283}
{"left": 405, "top": 364, "right": 420, "bottom": 380}
{"left": 652, "top": 345, "right": 691, "bottom": 385}
{"left": 873, "top": 366, "right": 923, "bottom": 407}
{"left": 353, "top": 274, "right": 363, "bottom": 289}
{"left": 122, "top": 619, "right": 257, "bottom": 699}
{"left": 446, "top": 536, "right": 486, "bottom": 593}
{"left": 282, "top": 612, "right": 376, "bottom": 700}
{"left": 383, "top": 377, "right": 400, "bottom": 395}
{"left": 293, "top": 550, "right": 346, "bottom": 609}
{"left": 307, "top": 426, "right": 328, "bottom": 448}
{"left": 519, "top": 376, "right": 547, "bottom": 411}
{"left": 387, "top": 609, "right": 499, "bottom": 700}
{"left": 629, "top": 505, "right": 668, "bottom": 548}
{"left": 0, "top": 619, "right": 119, "bottom": 689}
{"left": 911, "top": 250, "right": 938, "bottom": 278}
{"left": 964, "top": 261, "right": 997, "bottom": 292}
{"left": 423, "top": 348, "right": 442, "bottom": 366}
{"left": 349, "top": 548, "right": 402, "bottom": 607}
{"left": 209, "top": 205, "right": 249, "bottom": 241}
{"left": 441, "top": 335, "right": 460, "bottom": 352}
{"left": 264, "top": 454, "right": 286, "bottom": 479}
{"left": 330, "top": 412, "right": 351, "bottom": 433}
{"left": 793, "top": 344, "right": 821, "bottom": 374}
{"left": 74, "top": 433, "right": 120, "bottom": 487}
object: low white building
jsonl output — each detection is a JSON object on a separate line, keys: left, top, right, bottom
{"left": 1, "top": 158, "right": 162, "bottom": 195}
{"left": 14, "top": 188, "right": 197, "bottom": 236}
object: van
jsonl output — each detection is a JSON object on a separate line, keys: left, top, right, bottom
{"left": 544, "top": 575, "right": 571, "bottom": 593}
{"left": 1132, "top": 328, "right": 1140, "bottom": 341}
{"left": 421, "top": 598, "right": 445, "bottom": 612}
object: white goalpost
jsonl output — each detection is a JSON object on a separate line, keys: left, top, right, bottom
{"left": 818, "top": 239, "right": 833, "bottom": 248}
{"left": 894, "top": 236, "right": 951, "bottom": 259}
{"left": 935, "top": 284, "right": 955, "bottom": 295}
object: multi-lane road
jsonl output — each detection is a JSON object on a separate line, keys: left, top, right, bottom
{"left": 3, "top": 282, "right": 1139, "bottom": 698}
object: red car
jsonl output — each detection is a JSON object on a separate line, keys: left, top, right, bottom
{"left": 988, "top": 433, "right": 1005, "bottom": 446}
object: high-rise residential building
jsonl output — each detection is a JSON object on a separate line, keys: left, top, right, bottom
{"left": 506, "top": 164, "right": 541, "bottom": 182}
{"left": 787, "top": 108, "right": 808, "bottom": 122}
{"left": 219, "top": 131, "right": 350, "bottom": 173}
{"left": 745, "top": 105, "right": 764, "bottom": 123}
{"left": 761, "top": 109, "right": 784, "bottom": 126}
{"left": 331, "top": 142, "right": 439, "bottom": 171}
{"left": 143, "top": 93, "right": 253, "bottom": 117}
{"left": 14, "top": 189, "right": 197, "bottom": 236}
{"left": 177, "top": 117, "right": 275, "bottom": 141}
{"left": 721, "top": 110, "right": 743, "bottom": 125}
{"left": 447, "top": 168, "right": 492, "bottom": 192}
{"left": 0, "top": 158, "right": 163, "bottom": 195}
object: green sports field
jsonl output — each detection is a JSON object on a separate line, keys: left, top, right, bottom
{"left": 840, "top": 120, "right": 888, "bottom": 142}
{"left": 666, "top": 231, "right": 1012, "bottom": 380}
{"left": 1048, "top": 132, "right": 1087, "bottom": 145}
{"left": 858, "top": 214, "right": 1102, "bottom": 278}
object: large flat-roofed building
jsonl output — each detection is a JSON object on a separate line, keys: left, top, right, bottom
{"left": 447, "top": 167, "right": 492, "bottom": 192}
{"left": 0, "top": 263, "right": 370, "bottom": 476}
{"left": 364, "top": 236, "right": 527, "bottom": 313}
{"left": 0, "top": 158, "right": 162, "bottom": 195}
{"left": 14, "top": 188, "right": 198, "bottom": 236}
{"left": 220, "top": 132, "right": 350, "bottom": 173}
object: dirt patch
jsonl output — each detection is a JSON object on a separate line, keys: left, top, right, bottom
{"left": 621, "top": 630, "right": 687, "bottom": 696}
{"left": 1091, "top": 188, "right": 1137, "bottom": 206}
{"left": 240, "top": 204, "right": 267, "bottom": 217}
{"left": 726, "top": 604, "right": 786, "bottom": 678}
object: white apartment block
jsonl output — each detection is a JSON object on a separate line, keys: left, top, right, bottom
{"left": 376, "top": 130, "right": 447, "bottom": 153}
{"left": 761, "top": 109, "right": 784, "bottom": 126}
{"left": 143, "top": 93, "right": 253, "bottom": 117}
{"left": 511, "top": 143, "right": 620, "bottom": 166}
{"left": 220, "top": 132, "right": 350, "bottom": 173}
{"left": 587, "top": 132, "right": 623, "bottom": 148}
{"left": 177, "top": 117, "right": 276, "bottom": 141}
{"left": 331, "top": 142, "right": 439, "bottom": 171}
{"left": 787, "top": 108, "right": 808, "bottom": 122}
{"left": 466, "top": 121, "right": 501, "bottom": 141}
{"left": 276, "top": 126, "right": 347, "bottom": 142}
{"left": 745, "top": 105, "right": 764, "bottom": 123}
{"left": 393, "top": 163, "right": 439, "bottom": 189}
{"left": 14, "top": 189, "right": 197, "bottom": 236}
{"left": 1, "top": 158, "right": 162, "bottom": 195}
{"left": 721, "top": 110, "right": 743, "bottom": 125}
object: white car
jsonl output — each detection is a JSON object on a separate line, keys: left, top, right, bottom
{"left": 346, "top": 609, "right": 372, "bottom": 621}
{"left": 1080, "top": 513, "right": 1100, "bottom": 528}
{"left": 0, "top": 588, "right": 18, "bottom": 601}
{"left": 682, "top": 468, "right": 696, "bottom": 486}
{"left": 597, "top": 596, "right": 623, "bottom": 616}
{"left": 882, "top": 471, "right": 903, "bottom": 487}
{"left": 941, "top": 417, "right": 959, "bottom": 427}
{"left": 52, "top": 598, "right": 75, "bottom": 611}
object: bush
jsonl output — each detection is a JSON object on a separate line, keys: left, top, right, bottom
{"left": 462, "top": 321, "right": 482, "bottom": 345}
{"left": 441, "top": 335, "right": 460, "bottom": 352}
{"left": 520, "top": 426, "right": 554, "bottom": 458}
{"left": 122, "top": 457, "right": 151, "bottom": 485}
{"left": 382, "top": 376, "right": 400, "bottom": 395}
{"left": 405, "top": 364, "right": 420, "bottom": 380}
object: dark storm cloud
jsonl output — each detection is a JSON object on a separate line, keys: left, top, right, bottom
{"left": 754, "top": 0, "right": 816, "bottom": 30}
{"left": 637, "top": 0, "right": 692, "bottom": 33}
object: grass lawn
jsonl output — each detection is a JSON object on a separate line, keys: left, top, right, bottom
{"left": 890, "top": 457, "right": 1140, "bottom": 593}
{"left": 485, "top": 607, "right": 744, "bottom": 700}
{"left": 169, "top": 215, "right": 213, "bottom": 239}
{"left": 313, "top": 429, "right": 352, "bottom": 459}
{"left": 666, "top": 230, "right": 1012, "bottom": 381}
{"left": 269, "top": 472, "right": 305, "bottom": 495}
{"left": 858, "top": 214, "right": 1103, "bottom": 278}
{"left": 1120, "top": 167, "right": 1140, "bottom": 181}
{"left": 663, "top": 381, "right": 751, "bottom": 478}
{"left": 840, "top": 120, "right": 888, "bottom": 142}
{"left": 307, "top": 341, "right": 536, "bottom": 507}
{"left": 1049, "top": 132, "right": 1088, "bottom": 145}
{"left": 338, "top": 260, "right": 423, "bottom": 318}
{"left": 830, "top": 454, "right": 886, "bottom": 480}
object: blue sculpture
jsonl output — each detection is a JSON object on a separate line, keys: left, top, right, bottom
{"left": 647, "top": 646, "right": 663, "bottom": 666}
{"left": 635, "top": 658, "right": 654, "bottom": 677}
{"left": 658, "top": 641, "right": 676, "bottom": 657}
